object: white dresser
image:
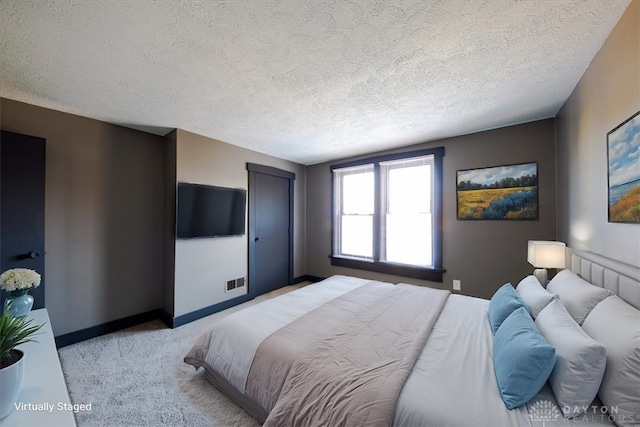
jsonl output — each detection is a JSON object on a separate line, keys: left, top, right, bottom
{"left": 0, "top": 309, "right": 77, "bottom": 427}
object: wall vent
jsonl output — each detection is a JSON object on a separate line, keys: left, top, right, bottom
{"left": 226, "top": 277, "right": 246, "bottom": 292}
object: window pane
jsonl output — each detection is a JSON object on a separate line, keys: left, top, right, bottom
{"left": 343, "top": 172, "right": 374, "bottom": 214}
{"left": 387, "top": 165, "right": 431, "bottom": 213}
{"left": 385, "top": 213, "right": 432, "bottom": 266}
{"left": 332, "top": 149, "right": 442, "bottom": 275}
{"left": 341, "top": 215, "right": 373, "bottom": 258}
{"left": 382, "top": 156, "right": 434, "bottom": 266}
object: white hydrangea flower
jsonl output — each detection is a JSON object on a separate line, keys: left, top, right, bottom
{"left": 0, "top": 268, "right": 41, "bottom": 292}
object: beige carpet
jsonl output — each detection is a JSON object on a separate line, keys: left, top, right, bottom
{"left": 58, "top": 284, "right": 308, "bottom": 427}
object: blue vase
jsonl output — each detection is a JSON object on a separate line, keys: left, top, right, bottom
{"left": 4, "top": 290, "right": 34, "bottom": 317}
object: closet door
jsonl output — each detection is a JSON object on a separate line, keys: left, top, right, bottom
{"left": 0, "top": 130, "right": 46, "bottom": 309}
{"left": 247, "top": 163, "right": 294, "bottom": 297}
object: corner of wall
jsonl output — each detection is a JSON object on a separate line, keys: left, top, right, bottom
{"left": 162, "top": 130, "right": 177, "bottom": 316}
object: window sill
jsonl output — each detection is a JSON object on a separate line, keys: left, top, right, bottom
{"left": 329, "top": 256, "right": 445, "bottom": 282}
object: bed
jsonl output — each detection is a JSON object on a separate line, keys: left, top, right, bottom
{"left": 185, "top": 249, "right": 640, "bottom": 427}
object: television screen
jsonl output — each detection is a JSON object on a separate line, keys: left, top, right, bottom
{"left": 176, "top": 182, "right": 246, "bottom": 238}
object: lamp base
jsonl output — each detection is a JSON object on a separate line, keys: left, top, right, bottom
{"left": 533, "top": 268, "right": 548, "bottom": 286}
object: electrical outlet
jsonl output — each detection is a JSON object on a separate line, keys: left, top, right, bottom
{"left": 453, "top": 279, "right": 461, "bottom": 291}
{"left": 236, "top": 277, "right": 246, "bottom": 288}
{"left": 226, "top": 280, "right": 236, "bottom": 292}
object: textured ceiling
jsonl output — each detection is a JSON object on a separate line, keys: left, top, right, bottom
{"left": 0, "top": 0, "right": 631, "bottom": 165}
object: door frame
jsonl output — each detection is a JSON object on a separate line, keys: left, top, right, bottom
{"left": 246, "top": 163, "right": 295, "bottom": 297}
{"left": 0, "top": 130, "right": 46, "bottom": 310}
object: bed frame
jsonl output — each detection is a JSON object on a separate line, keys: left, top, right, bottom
{"left": 567, "top": 248, "right": 640, "bottom": 310}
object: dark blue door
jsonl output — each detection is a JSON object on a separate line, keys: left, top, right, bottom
{"left": 0, "top": 131, "right": 46, "bottom": 310}
{"left": 247, "top": 164, "right": 294, "bottom": 297}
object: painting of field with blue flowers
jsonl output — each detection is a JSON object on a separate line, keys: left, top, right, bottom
{"left": 608, "top": 111, "right": 640, "bottom": 223}
{"left": 457, "top": 162, "right": 538, "bottom": 220}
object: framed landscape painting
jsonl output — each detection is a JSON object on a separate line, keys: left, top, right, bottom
{"left": 608, "top": 111, "right": 640, "bottom": 223}
{"left": 457, "top": 162, "right": 538, "bottom": 220}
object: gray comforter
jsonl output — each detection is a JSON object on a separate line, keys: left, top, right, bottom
{"left": 258, "top": 282, "right": 450, "bottom": 427}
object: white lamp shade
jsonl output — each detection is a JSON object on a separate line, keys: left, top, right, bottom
{"left": 527, "top": 240, "right": 566, "bottom": 269}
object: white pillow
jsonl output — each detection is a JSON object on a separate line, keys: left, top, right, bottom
{"left": 535, "top": 299, "right": 606, "bottom": 418}
{"left": 516, "top": 275, "right": 556, "bottom": 318}
{"left": 582, "top": 296, "right": 640, "bottom": 427}
{"left": 546, "top": 269, "right": 613, "bottom": 325}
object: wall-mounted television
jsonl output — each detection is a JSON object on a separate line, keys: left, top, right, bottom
{"left": 176, "top": 182, "right": 246, "bottom": 239}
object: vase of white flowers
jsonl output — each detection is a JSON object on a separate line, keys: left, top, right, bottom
{"left": 0, "top": 268, "right": 41, "bottom": 317}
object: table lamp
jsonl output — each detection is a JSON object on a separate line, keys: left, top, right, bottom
{"left": 527, "top": 240, "right": 566, "bottom": 285}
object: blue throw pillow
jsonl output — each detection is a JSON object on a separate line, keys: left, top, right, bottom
{"left": 488, "top": 283, "right": 529, "bottom": 334}
{"left": 493, "top": 307, "right": 556, "bottom": 410}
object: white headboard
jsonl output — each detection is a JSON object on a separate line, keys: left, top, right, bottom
{"left": 568, "top": 249, "right": 640, "bottom": 310}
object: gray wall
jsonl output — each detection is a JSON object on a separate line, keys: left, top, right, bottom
{"left": 162, "top": 130, "right": 177, "bottom": 316}
{"left": 170, "top": 129, "right": 306, "bottom": 317}
{"left": 0, "top": 98, "right": 164, "bottom": 336}
{"left": 556, "top": 0, "right": 639, "bottom": 268}
{"left": 0, "top": 99, "right": 308, "bottom": 332}
{"left": 306, "top": 119, "right": 557, "bottom": 299}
